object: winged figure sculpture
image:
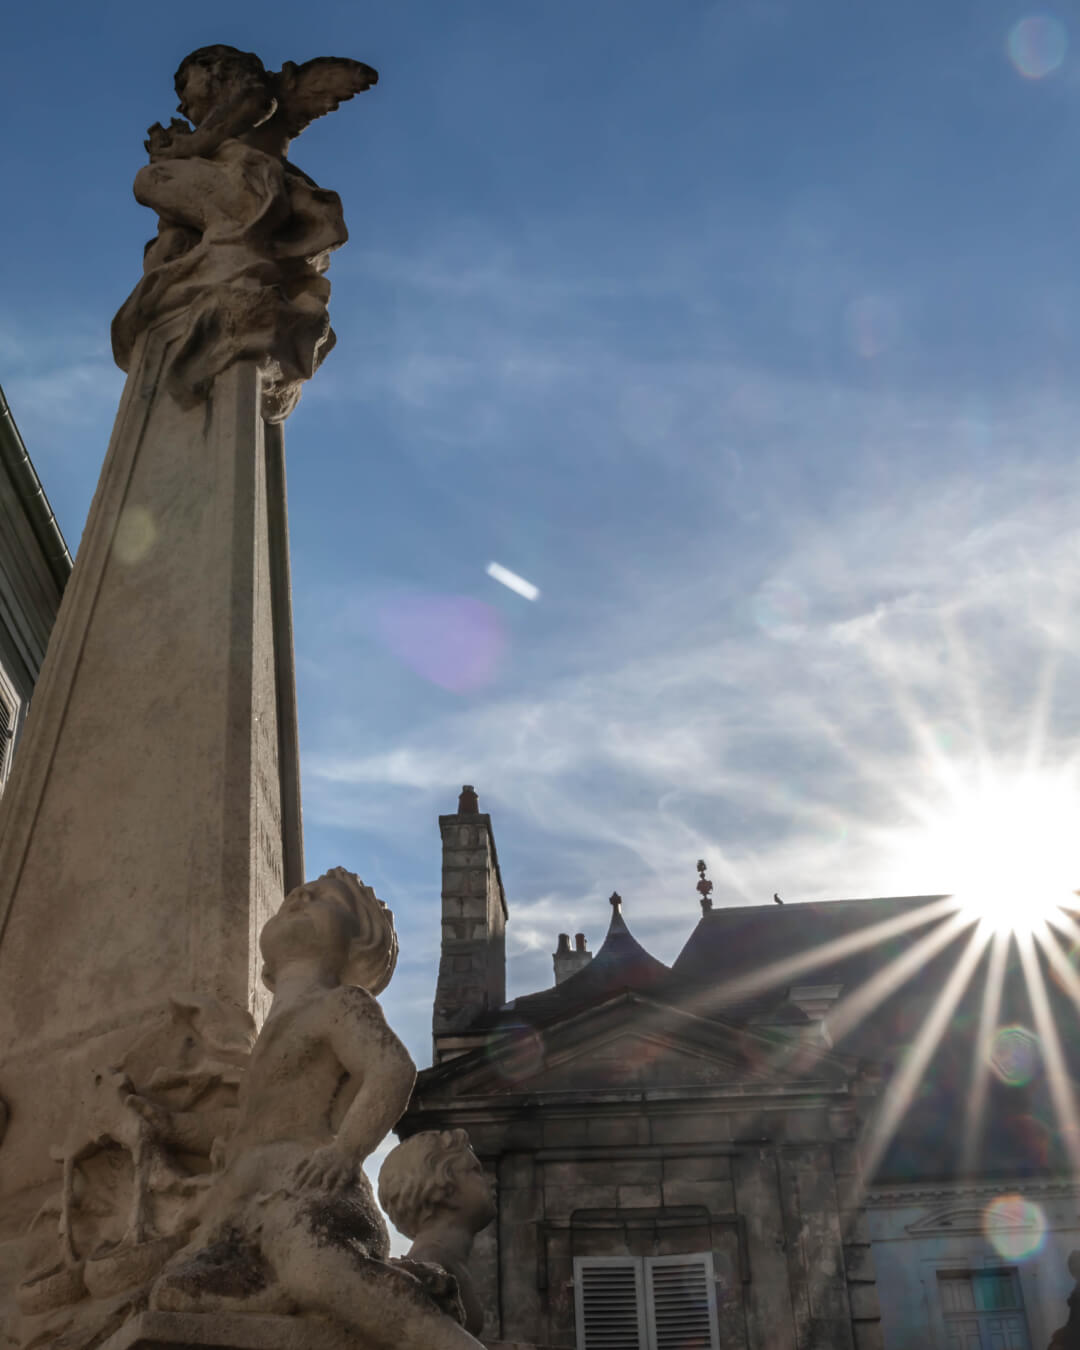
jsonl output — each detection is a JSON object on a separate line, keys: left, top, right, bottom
{"left": 114, "top": 45, "right": 379, "bottom": 420}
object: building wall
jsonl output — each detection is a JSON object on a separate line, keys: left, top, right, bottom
{"left": 405, "top": 1007, "right": 882, "bottom": 1349}
{"left": 869, "top": 1182, "right": 1080, "bottom": 1350}
{"left": 0, "top": 382, "right": 69, "bottom": 793}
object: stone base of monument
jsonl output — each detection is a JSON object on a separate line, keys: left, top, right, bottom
{"left": 100, "top": 1310, "right": 358, "bottom": 1350}
{"left": 98, "top": 1314, "right": 551, "bottom": 1350}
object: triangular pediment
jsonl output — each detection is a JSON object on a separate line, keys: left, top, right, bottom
{"left": 907, "top": 1200, "right": 1044, "bottom": 1237}
{"left": 420, "top": 992, "right": 855, "bottom": 1098}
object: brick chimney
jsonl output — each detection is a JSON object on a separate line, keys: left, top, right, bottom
{"left": 432, "top": 786, "right": 508, "bottom": 1063}
{"left": 553, "top": 932, "right": 592, "bottom": 984}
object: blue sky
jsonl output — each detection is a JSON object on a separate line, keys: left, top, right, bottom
{"left": 5, "top": 0, "right": 1080, "bottom": 1085}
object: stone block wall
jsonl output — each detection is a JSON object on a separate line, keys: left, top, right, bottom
{"left": 446, "top": 1093, "right": 879, "bottom": 1350}
{"left": 432, "top": 804, "right": 507, "bottom": 1052}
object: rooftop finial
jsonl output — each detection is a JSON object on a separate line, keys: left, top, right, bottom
{"left": 458, "top": 784, "right": 479, "bottom": 814}
{"left": 609, "top": 891, "right": 622, "bottom": 914}
{"left": 696, "top": 859, "right": 714, "bottom": 914}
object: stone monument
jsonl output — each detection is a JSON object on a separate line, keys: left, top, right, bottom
{"left": 0, "top": 44, "right": 484, "bottom": 1350}
{"left": 15, "top": 871, "right": 490, "bottom": 1349}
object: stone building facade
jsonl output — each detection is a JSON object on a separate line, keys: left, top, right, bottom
{"left": 400, "top": 789, "right": 1080, "bottom": 1350}
{"left": 0, "top": 383, "right": 69, "bottom": 796}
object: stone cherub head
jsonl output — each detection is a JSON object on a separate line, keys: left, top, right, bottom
{"left": 259, "top": 867, "right": 398, "bottom": 995}
{"left": 378, "top": 1129, "right": 496, "bottom": 1335}
{"left": 147, "top": 43, "right": 378, "bottom": 161}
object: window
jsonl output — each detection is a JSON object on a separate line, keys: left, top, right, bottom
{"left": 937, "top": 1269, "right": 1031, "bottom": 1350}
{"left": 574, "top": 1254, "right": 720, "bottom": 1350}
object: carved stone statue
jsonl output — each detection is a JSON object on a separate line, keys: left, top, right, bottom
{"left": 15, "top": 870, "right": 483, "bottom": 1349}
{"left": 15, "top": 996, "right": 255, "bottom": 1349}
{"left": 378, "top": 1129, "right": 497, "bottom": 1337}
{"left": 146, "top": 869, "right": 484, "bottom": 1348}
{"left": 112, "top": 45, "right": 377, "bottom": 421}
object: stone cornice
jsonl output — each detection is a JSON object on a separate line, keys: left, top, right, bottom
{"left": 866, "top": 1176, "right": 1080, "bottom": 1207}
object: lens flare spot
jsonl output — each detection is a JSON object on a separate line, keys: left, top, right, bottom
{"left": 112, "top": 506, "right": 157, "bottom": 565}
{"left": 983, "top": 1194, "right": 1046, "bottom": 1260}
{"left": 375, "top": 594, "right": 505, "bottom": 693}
{"left": 1007, "top": 15, "right": 1067, "bottom": 79}
{"left": 486, "top": 1025, "right": 545, "bottom": 1085}
{"left": 988, "top": 1025, "right": 1042, "bottom": 1086}
{"left": 752, "top": 578, "right": 807, "bottom": 641}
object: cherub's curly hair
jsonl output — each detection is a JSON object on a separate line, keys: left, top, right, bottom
{"left": 377, "top": 1129, "right": 475, "bottom": 1238}
{"left": 261, "top": 867, "right": 398, "bottom": 995}
{"left": 174, "top": 45, "right": 269, "bottom": 120}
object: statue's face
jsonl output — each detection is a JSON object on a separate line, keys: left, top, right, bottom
{"left": 260, "top": 881, "right": 355, "bottom": 976}
{"left": 176, "top": 58, "right": 218, "bottom": 126}
{"left": 451, "top": 1149, "right": 497, "bottom": 1230}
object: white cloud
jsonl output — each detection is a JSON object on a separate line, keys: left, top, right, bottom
{"left": 305, "top": 432, "right": 1080, "bottom": 971}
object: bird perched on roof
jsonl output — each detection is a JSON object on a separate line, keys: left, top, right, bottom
{"left": 774, "top": 892, "right": 783, "bottom": 905}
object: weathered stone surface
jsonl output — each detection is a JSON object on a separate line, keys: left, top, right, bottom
{"left": 0, "top": 333, "right": 295, "bottom": 1256}
{"left": 661, "top": 1154, "right": 733, "bottom": 1182}
{"left": 113, "top": 46, "right": 377, "bottom": 422}
{"left": 433, "top": 802, "right": 506, "bottom": 1051}
{"left": 661, "top": 1177, "right": 735, "bottom": 1211}
{"left": 99, "top": 1309, "right": 360, "bottom": 1349}
{"left": 485, "top": 1343, "right": 559, "bottom": 1350}
{"left": 848, "top": 1283, "right": 881, "bottom": 1320}
{"left": 843, "top": 1242, "right": 876, "bottom": 1282}
{"left": 852, "top": 1318, "right": 885, "bottom": 1350}
{"left": 733, "top": 1150, "right": 797, "bottom": 1350}
{"left": 14, "top": 996, "right": 253, "bottom": 1348}
{"left": 541, "top": 1185, "right": 617, "bottom": 1218}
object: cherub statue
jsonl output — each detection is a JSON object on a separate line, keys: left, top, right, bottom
{"left": 378, "top": 1129, "right": 497, "bottom": 1337}
{"left": 150, "top": 870, "right": 485, "bottom": 1349}
{"left": 112, "top": 45, "right": 377, "bottom": 421}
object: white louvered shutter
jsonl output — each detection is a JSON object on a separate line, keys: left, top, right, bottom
{"left": 574, "top": 1256, "right": 647, "bottom": 1350}
{"left": 644, "top": 1253, "right": 720, "bottom": 1350}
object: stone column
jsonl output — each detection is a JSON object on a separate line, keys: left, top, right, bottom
{"left": 0, "top": 311, "right": 297, "bottom": 1224}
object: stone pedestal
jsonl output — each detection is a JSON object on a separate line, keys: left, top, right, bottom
{"left": 0, "top": 313, "right": 302, "bottom": 1300}
{"left": 100, "top": 1315, "right": 555, "bottom": 1350}
{"left": 100, "top": 1312, "right": 358, "bottom": 1350}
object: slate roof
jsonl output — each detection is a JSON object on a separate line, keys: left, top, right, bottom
{"left": 501, "top": 903, "right": 670, "bottom": 1028}
{"left": 480, "top": 890, "right": 1080, "bottom": 1185}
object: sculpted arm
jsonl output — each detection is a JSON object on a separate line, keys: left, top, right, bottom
{"left": 333, "top": 988, "right": 416, "bottom": 1153}
{"left": 147, "top": 80, "right": 276, "bottom": 161}
{"left": 293, "top": 988, "right": 416, "bottom": 1189}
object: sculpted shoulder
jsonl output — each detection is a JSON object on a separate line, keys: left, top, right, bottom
{"left": 325, "top": 986, "right": 415, "bottom": 1069}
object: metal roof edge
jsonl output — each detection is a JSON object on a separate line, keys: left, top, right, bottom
{"left": 0, "top": 382, "right": 73, "bottom": 593}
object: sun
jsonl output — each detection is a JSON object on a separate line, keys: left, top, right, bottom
{"left": 887, "top": 767, "right": 1080, "bottom": 935}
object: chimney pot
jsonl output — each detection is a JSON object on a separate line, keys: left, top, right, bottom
{"left": 553, "top": 929, "right": 592, "bottom": 984}
{"left": 458, "top": 784, "right": 479, "bottom": 814}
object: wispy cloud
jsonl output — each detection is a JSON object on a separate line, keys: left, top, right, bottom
{"left": 306, "top": 408, "right": 1080, "bottom": 1012}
